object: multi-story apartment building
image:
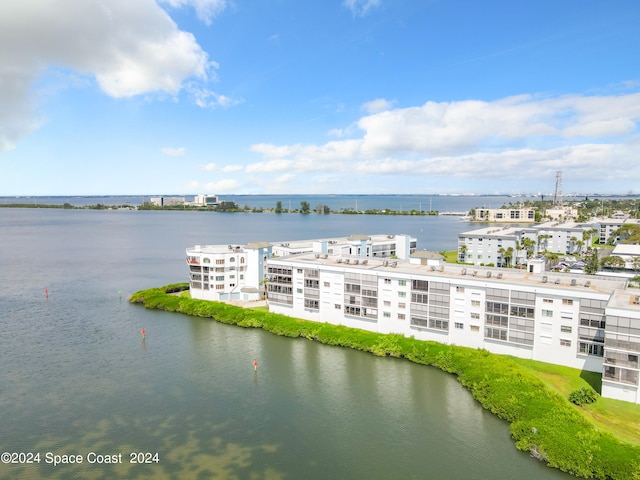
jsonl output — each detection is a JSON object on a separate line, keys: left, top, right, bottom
{"left": 150, "top": 196, "right": 186, "bottom": 207}
{"left": 473, "top": 207, "right": 536, "bottom": 223}
{"left": 457, "top": 226, "right": 537, "bottom": 266}
{"left": 265, "top": 248, "right": 640, "bottom": 404}
{"left": 186, "top": 242, "right": 272, "bottom": 301}
{"left": 459, "top": 222, "right": 595, "bottom": 266}
{"left": 186, "top": 234, "right": 417, "bottom": 302}
{"left": 597, "top": 218, "right": 640, "bottom": 245}
{"left": 532, "top": 221, "right": 590, "bottom": 255}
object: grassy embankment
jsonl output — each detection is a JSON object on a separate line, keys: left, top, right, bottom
{"left": 130, "top": 284, "right": 640, "bottom": 480}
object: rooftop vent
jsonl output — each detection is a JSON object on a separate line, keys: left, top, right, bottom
{"left": 554, "top": 279, "right": 560, "bottom": 285}
{"left": 461, "top": 268, "right": 467, "bottom": 275}
{"left": 634, "top": 295, "right": 640, "bottom": 305}
{"left": 430, "top": 266, "right": 435, "bottom": 271}
{"left": 584, "top": 281, "right": 591, "bottom": 288}
{"left": 486, "top": 271, "right": 492, "bottom": 278}
{"left": 362, "top": 259, "right": 368, "bottom": 265}
{"left": 542, "top": 276, "right": 548, "bottom": 283}
{"left": 571, "top": 279, "right": 577, "bottom": 286}
{"left": 472, "top": 270, "right": 477, "bottom": 277}
{"left": 496, "top": 273, "right": 503, "bottom": 279}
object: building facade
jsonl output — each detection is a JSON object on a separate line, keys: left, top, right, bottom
{"left": 473, "top": 207, "right": 536, "bottom": 223}
{"left": 459, "top": 222, "right": 593, "bottom": 267}
{"left": 186, "top": 234, "right": 417, "bottom": 302}
{"left": 266, "top": 249, "right": 640, "bottom": 404}
{"left": 186, "top": 242, "right": 272, "bottom": 302}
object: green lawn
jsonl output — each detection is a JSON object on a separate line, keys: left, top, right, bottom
{"left": 511, "top": 357, "right": 640, "bottom": 446}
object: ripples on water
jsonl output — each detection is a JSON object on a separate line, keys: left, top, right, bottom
{"left": 0, "top": 209, "right": 570, "bottom": 479}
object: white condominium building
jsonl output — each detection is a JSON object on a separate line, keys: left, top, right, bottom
{"left": 265, "top": 247, "right": 640, "bottom": 404}
{"left": 458, "top": 226, "right": 537, "bottom": 266}
{"left": 597, "top": 218, "right": 640, "bottom": 245}
{"left": 473, "top": 207, "right": 536, "bottom": 223}
{"left": 187, "top": 242, "right": 272, "bottom": 302}
{"left": 186, "top": 234, "right": 417, "bottom": 302}
{"left": 459, "top": 222, "right": 595, "bottom": 267}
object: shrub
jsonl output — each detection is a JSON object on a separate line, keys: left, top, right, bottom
{"left": 568, "top": 387, "right": 599, "bottom": 406}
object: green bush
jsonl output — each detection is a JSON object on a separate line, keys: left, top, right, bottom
{"left": 569, "top": 387, "right": 599, "bottom": 406}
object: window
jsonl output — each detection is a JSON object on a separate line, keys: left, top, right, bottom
{"left": 543, "top": 298, "right": 553, "bottom": 304}
{"left": 383, "top": 312, "right": 391, "bottom": 318}
{"left": 456, "top": 286, "right": 465, "bottom": 293}
{"left": 240, "top": 257, "right": 245, "bottom": 264}
{"left": 335, "top": 304, "right": 341, "bottom": 309}
{"left": 455, "top": 322, "right": 464, "bottom": 329}
{"left": 230, "top": 257, "right": 235, "bottom": 262}
{"left": 560, "top": 339, "right": 571, "bottom": 347}
{"left": 215, "top": 276, "right": 224, "bottom": 281}
{"left": 398, "top": 291, "right": 406, "bottom": 298}
{"left": 399, "top": 280, "right": 407, "bottom": 286}
{"left": 384, "top": 278, "right": 391, "bottom": 284}
{"left": 542, "top": 309, "right": 553, "bottom": 317}
{"left": 384, "top": 301, "right": 391, "bottom": 307}
{"left": 216, "top": 259, "right": 225, "bottom": 265}
{"left": 562, "top": 298, "right": 574, "bottom": 305}
{"left": 324, "top": 282, "right": 330, "bottom": 287}
{"left": 297, "top": 288, "right": 303, "bottom": 294}
{"left": 470, "top": 325, "right": 480, "bottom": 332}
{"left": 398, "top": 302, "right": 406, "bottom": 309}
{"left": 560, "top": 325, "right": 572, "bottom": 333}
{"left": 398, "top": 313, "right": 406, "bottom": 320}
{"left": 471, "top": 300, "right": 480, "bottom": 307}
{"left": 471, "top": 312, "right": 480, "bottom": 319}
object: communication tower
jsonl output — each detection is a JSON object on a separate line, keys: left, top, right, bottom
{"left": 553, "top": 170, "right": 563, "bottom": 207}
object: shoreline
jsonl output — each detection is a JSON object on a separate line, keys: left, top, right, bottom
{"left": 130, "top": 283, "right": 640, "bottom": 479}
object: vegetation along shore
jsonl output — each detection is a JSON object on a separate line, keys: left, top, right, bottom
{"left": 130, "top": 283, "right": 640, "bottom": 480}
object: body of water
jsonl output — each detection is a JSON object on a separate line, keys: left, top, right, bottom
{"left": 1, "top": 193, "right": 615, "bottom": 212}
{"left": 0, "top": 208, "right": 572, "bottom": 479}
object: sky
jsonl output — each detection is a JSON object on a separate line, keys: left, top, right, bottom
{"left": 1, "top": 0, "right": 640, "bottom": 196}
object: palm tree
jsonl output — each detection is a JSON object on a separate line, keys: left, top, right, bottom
{"left": 502, "top": 247, "right": 514, "bottom": 268}
{"left": 459, "top": 244, "right": 467, "bottom": 262}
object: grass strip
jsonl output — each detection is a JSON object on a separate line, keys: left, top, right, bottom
{"left": 130, "top": 284, "right": 640, "bottom": 479}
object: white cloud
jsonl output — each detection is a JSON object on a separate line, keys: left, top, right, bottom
{"left": 0, "top": 0, "right": 216, "bottom": 151}
{"left": 343, "top": 0, "right": 381, "bottom": 17}
{"left": 198, "top": 162, "right": 244, "bottom": 172}
{"left": 185, "top": 178, "right": 240, "bottom": 192}
{"left": 361, "top": 98, "right": 394, "bottom": 114}
{"left": 246, "top": 91, "right": 640, "bottom": 186}
{"left": 275, "top": 173, "right": 296, "bottom": 184}
{"left": 161, "top": 147, "right": 186, "bottom": 156}
{"left": 189, "top": 86, "right": 243, "bottom": 109}
{"left": 161, "top": 0, "right": 228, "bottom": 25}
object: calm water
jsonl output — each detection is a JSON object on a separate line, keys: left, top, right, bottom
{"left": 0, "top": 193, "right": 602, "bottom": 211}
{"left": 0, "top": 209, "right": 571, "bottom": 479}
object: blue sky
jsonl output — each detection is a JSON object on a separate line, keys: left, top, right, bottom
{"left": 1, "top": 0, "right": 639, "bottom": 196}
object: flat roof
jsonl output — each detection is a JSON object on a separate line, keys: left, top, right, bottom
{"left": 269, "top": 252, "right": 628, "bottom": 295}
{"left": 608, "top": 289, "right": 640, "bottom": 311}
